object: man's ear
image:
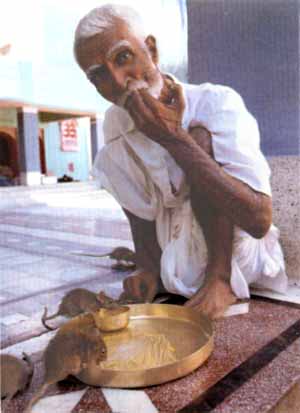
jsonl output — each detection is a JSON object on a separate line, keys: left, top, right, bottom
{"left": 145, "top": 35, "right": 159, "bottom": 64}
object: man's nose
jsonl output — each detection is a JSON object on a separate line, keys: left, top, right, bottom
{"left": 110, "top": 69, "right": 127, "bottom": 90}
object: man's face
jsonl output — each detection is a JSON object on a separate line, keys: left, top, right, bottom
{"left": 76, "top": 21, "right": 163, "bottom": 106}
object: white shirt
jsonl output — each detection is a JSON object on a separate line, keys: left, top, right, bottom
{"left": 92, "top": 82, "right": 287, "bottom": 299}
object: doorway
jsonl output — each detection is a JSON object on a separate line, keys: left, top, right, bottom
{"left": 0, "top": 132, "right": 18, "bottom": 176}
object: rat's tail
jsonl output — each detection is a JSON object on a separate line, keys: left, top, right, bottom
{"left": 70, "top": 251, "right": 110, "bottom": 258}
{"left": 41, "top": 307, "right": 58, "bottom": 330}
{"left": 24, "top": 383, "right": 49, "bottom": 413}
{"left": 22, "top": 352, "right": 34, "bottom": 377}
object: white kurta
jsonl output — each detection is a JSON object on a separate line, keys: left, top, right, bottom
{"left": 92, "top": 82, "right": 288, "bottom": 299}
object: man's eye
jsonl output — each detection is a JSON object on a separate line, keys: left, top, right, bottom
{"left": 115, "top": 50, "right": 133, "bottom": 66}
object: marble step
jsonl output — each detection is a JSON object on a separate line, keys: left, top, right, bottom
{"left": 0, "top": 181, "right": 99, "bottom": 197}
{"left": 0, "top": 182, "right": 105, "bottom": 209}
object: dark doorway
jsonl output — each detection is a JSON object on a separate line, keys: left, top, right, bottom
{"left": 0, "top": 136, "right": 10, "bottom": 165}
{"left": 0, "top": 132, "right": 18, "bottom": 186}
{"left": 0, "top": 132, "right": 18, "bottom": 176}
{"left": 39, "top": 131, "right": 47, "bottom": 174}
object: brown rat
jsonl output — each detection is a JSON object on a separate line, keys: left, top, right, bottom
{"left": 1, "top": 352, "right": 34, "bottom": 401}
{"left": 25, "top": 319, "right": 107, "bottom": 412}
{"left": 42, "top": 288, "right": 102, "bottom": 330}
{"left": 73, "top": 246, "right": 137, "bottom": 271}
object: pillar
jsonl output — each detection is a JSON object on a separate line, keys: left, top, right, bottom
{"left": 90, "top": 114, "right": 104, "bottom": 163}
{"left": 17, "top": 106, "right": 41, "bottom": 185}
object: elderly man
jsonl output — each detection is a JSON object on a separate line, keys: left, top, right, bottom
{"left": 74, "top": 4, "right": 287, "bottom": 318}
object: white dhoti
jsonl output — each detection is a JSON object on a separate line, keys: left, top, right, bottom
{"left": 92, "top": 82, "right": 288, "bottom": 299}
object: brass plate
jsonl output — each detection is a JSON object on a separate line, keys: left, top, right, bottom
{"left": 76, "top": 304, "right": 214, "bottom": 388}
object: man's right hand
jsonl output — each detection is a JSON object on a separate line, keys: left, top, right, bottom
{"left": 119, "top": 269, "right": 163, "bottom": 303}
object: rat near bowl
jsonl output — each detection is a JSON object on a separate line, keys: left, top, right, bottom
{"left": 92, "top": 306, "right": 130, "bottom": 332}
{"left": 24, "top": 320, "right": 107, "bottom": 413}
{"left": 41, "top": 288, "right": 103, "bottom": 330}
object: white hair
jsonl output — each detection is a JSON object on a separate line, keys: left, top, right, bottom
{"left": 74, "top": 4, "right": 147, "bottom": 55}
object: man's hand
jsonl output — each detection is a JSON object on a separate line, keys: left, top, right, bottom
{"left": 124, "top": 82, "right": 185, "bottom": 144}
{"left": 119, "top": 269, "right": 164, "bottom": 303}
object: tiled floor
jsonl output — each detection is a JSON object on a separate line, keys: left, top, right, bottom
{"left": 0, "top": 185, "right": 132, "bottom": 347}
{"left": 1, "top": 184, "right": 300, "bottom": 413}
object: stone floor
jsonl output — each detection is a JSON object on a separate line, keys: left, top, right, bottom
{"left": 0, "top": 183, "right": 299, "bottom": 413}
{"left": 0, "top": 184, "right": 133, "bottom": 347}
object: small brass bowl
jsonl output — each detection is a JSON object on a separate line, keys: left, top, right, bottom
{"left": 93, "top": 306, "right": 130, "bottom": 332}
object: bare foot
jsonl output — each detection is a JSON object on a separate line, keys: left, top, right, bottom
{"left": 185, "top": 276, "right": 237, "bottom": 319}
{"left": 119, "top": 270, "right": 165, "bottom": 303}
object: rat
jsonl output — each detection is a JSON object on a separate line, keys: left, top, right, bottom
{"left": 42, "top": 288, "right": 102, "bottom": 330}
{"left": 1, "top": 352, "right": 34, "bottom": 401}
{"left": 72, "top": 246, "right": 137, "bottom": 271}
{"left": 25, "top": 319, "right": 107, "bottom": 413}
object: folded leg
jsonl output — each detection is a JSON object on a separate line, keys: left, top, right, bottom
{"left": 185, "top": 125, "right": 237, "bottom": 318}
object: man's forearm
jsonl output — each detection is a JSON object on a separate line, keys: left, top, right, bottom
{"left": 123, "top": 209, "right": 161, "bottom": 275}
{"left": 163, "top": 129, "right": 272, "bottom": 238}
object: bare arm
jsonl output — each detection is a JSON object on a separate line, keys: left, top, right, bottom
{"left": 163, "top": 128, "right": 272, "bottom": 239}
{"left": 125, "top": 87, "right": 272, "bottom": 239}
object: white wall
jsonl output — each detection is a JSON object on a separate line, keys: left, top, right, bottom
{"left": 0, "top": 0, "right": 187, "bottom": 110}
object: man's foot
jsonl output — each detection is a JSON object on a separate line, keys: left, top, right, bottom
{"left": 119, "top": 270, "right": 165, "bottom": 303}
{"left": 185, "top": 276, "right": 237, "bottom": 319}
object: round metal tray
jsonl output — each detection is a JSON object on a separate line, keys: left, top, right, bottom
{"left": 76, "top": 304, "right": 214, "bottom": 388}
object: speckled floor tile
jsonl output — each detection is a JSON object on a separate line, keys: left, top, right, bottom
{"left": 145, "top": 301, "right": 300, "bottom": 413}
{"left": 211, "top": 338, "right": 300, "bottom": 413}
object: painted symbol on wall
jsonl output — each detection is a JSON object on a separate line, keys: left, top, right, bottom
{"left": 68, "top": 162, "right": 75, "bottom": 172}
{"left": 60, "top": 119, "right": 79, "bottom": 152}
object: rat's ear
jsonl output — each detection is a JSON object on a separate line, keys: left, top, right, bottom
{"left": 97, "top": 291, "right": 106, "bottom": 303}
{"left": 145, "top": 35, "right": 159, "bottom": 64}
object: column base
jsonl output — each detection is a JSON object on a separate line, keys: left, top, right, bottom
{"left": 20, "top": 172, "right": 41, "bottom": 186}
